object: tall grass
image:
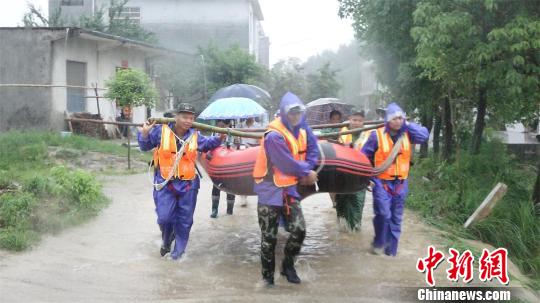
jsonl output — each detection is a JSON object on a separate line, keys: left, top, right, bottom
{"left": 0, "top": 131, "right": 139, "bottom": 168}
{"left": 0, "top": 132, "right": 115, "bottom": 250}
{"left": 408, "top": 141, "right": 540, "bottom": 289}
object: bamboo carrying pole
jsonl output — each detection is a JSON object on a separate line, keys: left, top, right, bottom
{"left": 65, "top": 117, "right": 384, "bottom": 139}
{"left": 234, "top": 120, "right": 384, "bottom": 132}
{"left": 148, "top": 117, "right": 384, "bottom": 139}
{"left": 63, "top": 117, "right": 402, "bottom": 177}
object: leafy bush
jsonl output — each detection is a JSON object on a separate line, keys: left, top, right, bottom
{"left": 0, "top": 132, "right": 111, "bottom": 251}
{"left": 105, "top": 68, "right": 158, "bottom": 108}
{"left": 0, "top": 168, "right": 108, "bottom": 250}
{"left": 51, "top": 166, "right": 104, "bottom": 210}
{"left": 0, "top": 192, "right": 36, "bottom": 229}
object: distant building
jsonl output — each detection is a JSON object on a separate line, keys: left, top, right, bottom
{"left": 494, "top": 123, "right": 540, "bottom": 161}
{"left": 49, "top": 0, "right": 270, "bottom": 67}
{"left": 0, "top": 27, "right": 171, "bottom": 133}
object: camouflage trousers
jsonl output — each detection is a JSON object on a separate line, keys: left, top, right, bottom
{"left": 257, "top": 198, "right": 306, "bottom": 280}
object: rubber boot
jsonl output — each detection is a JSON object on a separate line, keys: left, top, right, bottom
{"left": 226, "top": 199, "right": 235, "bottom": 215}
{"left": 240, "top": 195, "right": 248, "bottom": 207}
{"left": 262, "top": 276, "right": 275, "bottom": 288}
{"left": 280, "top": 256, "right": 301, "bottom": 284}
{"left": 160, "top": 230, "right": 174, "bottom": 257}
{"left": 210, "top": 196, "right": 219, "bottom": 218}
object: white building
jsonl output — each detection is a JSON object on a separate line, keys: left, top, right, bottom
{"left": 49, "top": 0, "right": 270, "bottom": 67}
{"left": 0, "top": 27, "right": 171, "bottom": 133}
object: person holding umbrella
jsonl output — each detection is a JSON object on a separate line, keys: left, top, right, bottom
{"left": 253, "top": 92, "right": 320, "bottom": 287}
{"left": 138, "top": 103, "right": 226, "bottom": 260}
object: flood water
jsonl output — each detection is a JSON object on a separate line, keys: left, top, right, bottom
{"left": 0, "top": 173, "right": 535, "bottom": 302}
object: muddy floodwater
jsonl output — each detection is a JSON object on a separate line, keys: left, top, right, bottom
{"left": 0, "top": 173, "right": 536, "bottom": 302}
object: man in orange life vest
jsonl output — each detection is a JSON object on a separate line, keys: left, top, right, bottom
{"left": 138, "top": 103, "right": 225, "bottom": 259}
{"left": 253, "top": 92, "right": 320, "bottom": 286}
{"left": 361, "top": 103, "right": 429, "bottom": 256}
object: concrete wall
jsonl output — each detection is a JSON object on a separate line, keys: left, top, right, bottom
{"left": 51, "top": 34, "right": 153, "bottom": 131}
{"left": 119, "top": 0, "right": 249, "bottom": 23}
{"left": 258, "top": 36, "right": 270, "bottom": 68}
{"left": 51, "top": 0, "right": 268, "bottom": 62}
{"left": 0, "top": 28, "right": 164, "bottom": 133}
{"left": 143, "top": 22, "right": 249, "bottom": 54}
{"left": 0, "top": 29, "right": 59, "bottom": 132}
{"left": 128, "top": 0, "right": 251, "bottom": 54}
{"left": 49, "top": 0, "right": 94, "bottom": 21}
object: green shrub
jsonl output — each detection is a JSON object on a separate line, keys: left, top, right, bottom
{"left": 0, "top": 131, "right": 119, "bottom": 251}
{"left": 51, "top": 166, "right": 105, "bottom": 209}
{"left": 0, "top": 227, "right": 38, "bottom": 251}
{"left": 0, "top": 192, "right": 37, "bottom": 229}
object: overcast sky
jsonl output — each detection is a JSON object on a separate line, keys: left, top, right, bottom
{"left": 0, "top": 0, "right": 355, "bottom": 65}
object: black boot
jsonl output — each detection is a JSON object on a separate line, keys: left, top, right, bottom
{"left": 210, "top": 196, "right": 219, "bottom": 218}
{"left": 226, "top": 199, "right": 235, "bottom": 215}
{"left": 262, "top": 276, "right": 275, "bottom": 287}
{"left": 160, "top": 231, "right": 175, "bottom": 257}
{"left": 281, "top": 256, "right": 301, "bottom": 284}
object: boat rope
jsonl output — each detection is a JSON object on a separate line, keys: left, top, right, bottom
{"left": 147, "top": 131, "right": 196, "bottom": 191}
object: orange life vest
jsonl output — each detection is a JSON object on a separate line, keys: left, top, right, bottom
{"left": 374, "top": 127, "right": 411, "bottom": 180}
{"left": 153, "top": 125, "right": 198, "bottom": 180}
{"left": 339, "top": 126, "right": 372, "bottom": 150}
{"left": 253, "top": 118, "right": 307, "bottom": 187}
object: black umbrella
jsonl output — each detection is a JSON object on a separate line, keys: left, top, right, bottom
{"left": 209, "top": 84, "right": 271, "bottom": 106}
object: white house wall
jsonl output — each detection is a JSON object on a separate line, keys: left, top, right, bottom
{"left": 51, "top": 36, "right": 152, "bottom": 132}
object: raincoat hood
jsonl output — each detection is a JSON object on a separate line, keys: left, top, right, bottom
{"left": 384, "top": 102, "right": 407, "bottom": 134}
{"left": 279, "top": 92, "right": 307, "bottom": 136}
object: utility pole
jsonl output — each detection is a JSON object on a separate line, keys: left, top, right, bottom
{"left": 200, "top": 54, "right": 208, "bottom": 101}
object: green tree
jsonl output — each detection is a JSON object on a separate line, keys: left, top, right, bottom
{"left": 200, "top": 44, "right": 264, "bottom": 96}
{"left": 104, "top": 68, "right": 158, "bottom": 108}
{"left": 155, "top": 44, "right": 265, "bottom": 111}
{"left": 302, "top": 43, "right": 372, "bottom": 107}
{"left": 411, "top": 0, "right": 540, "bottom": 153}
{"left": 267, "top": 58, "right": 308, "bottom": 109}
{"left": 306, "top": 62, "right": 341, "bottom": 101}
{"left": 339, "top": 0, "right": 442, "bottom": 157}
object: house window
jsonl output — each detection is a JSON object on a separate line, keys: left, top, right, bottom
{"left": 110, "top": 7, "right": 141, "bottom": 24}
{"left": 66, "top": 61, "right": 87, "bottom": 113}
{"left": 61, "top": 0, "right": 84, "bottom": 6}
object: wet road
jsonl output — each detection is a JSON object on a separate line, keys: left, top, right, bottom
{"left": 0, "top": 173, "right": 536, "bottom": 302}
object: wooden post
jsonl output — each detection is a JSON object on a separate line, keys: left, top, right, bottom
{"left": 127, "top": 128, "right": 131, "bottom": 170}
{"left": 93, "top": 83, "right": 101, "bottom": 118}
{"left": 64, "top": 111, "right": 73, "bottom": 132}
{"left": 464, "top": 183, "right": 508, "bottom": 228}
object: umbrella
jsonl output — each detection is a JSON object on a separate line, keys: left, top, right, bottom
{"left": 305, "top": 98, "right": 354, "bottom": 125}
{"left": 198, "top": 97, "right": 267, "bottom": 120}
{"left": 210, "top": 84, "right": 271, "bottom": 106}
